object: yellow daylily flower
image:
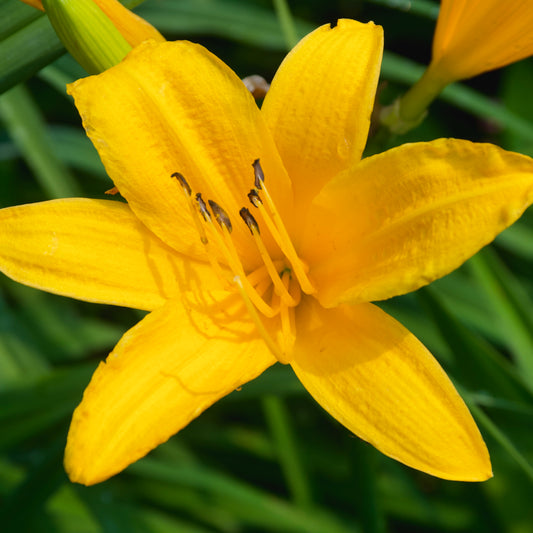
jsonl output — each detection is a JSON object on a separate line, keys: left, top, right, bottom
{"left": 430, "top": 0, "right": 533, "bottom": 84}
{"left": 2, "top": 19, "right": 533, "bottom": 486}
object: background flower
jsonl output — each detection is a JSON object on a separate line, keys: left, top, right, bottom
{"left": 431, "top": 0, "right": 533, "bottom": 83}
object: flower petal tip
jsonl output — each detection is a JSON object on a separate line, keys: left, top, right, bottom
{"left": 64, "top": 444, "right": 107, "bottom": 486}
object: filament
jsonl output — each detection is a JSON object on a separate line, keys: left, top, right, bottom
{"left": 205, "top": 209, "right": 279, "bottom": 318}
{"left": 250, "top": 176, "right": 315, "bottom": 295}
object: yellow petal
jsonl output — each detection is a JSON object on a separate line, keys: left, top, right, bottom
{"left": 290, "top": 297, "right": 491, "bottom": 481}
{"left": 65, "top": 291, "right": 277, "bottom": 485}
{"left": 431, "top": 0, "right": 533, "bottom": 82}
{"left": 262, "top": 19, "right": 383, "bottom": 203}
{"left": 68, "top": 40, "right": 292, "bottom": 267}
{"left": 0, "top": 198, "right": 219, "bottom": 310}
{"left": 303, "top": 139, "right": 533, "bottom": 307}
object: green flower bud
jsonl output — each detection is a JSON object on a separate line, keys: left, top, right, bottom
{"left": 43, "top": 0, "right": 132, "bottom": 74}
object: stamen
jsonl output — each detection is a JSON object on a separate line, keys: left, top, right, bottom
{"left": 250, "top": 159, "right": 315, "bottom": 295}
{"left": 239, "top": 207, "right": 260, "bottom": 234}
{"left": 240, "top": 207, "right": 297, "bottom": 307}
{"left": 247, "top": 261, "right": 284, "bottom": 287}
{"left": 171, "top": 172, "right": 192, "bottom": 197}
{"left": 195, "top": 193, "right": 211, "bottom": 222}
{"left": 208, "top": 199, "right": 232, "bottom": 232}
{"left": 254, "top": 275, "right": 273, "bottom": 298}
{"left": 252, "top": 158, "right": 264, "bottom": 189}
{"left": 286, "top": 269, "right": 302, "bottom": 307}
{"left": 170, "top": 171, "right": 288, "bottom": 358}
{"left": 171, "top": 174, "right": 228, "bottom": 286}
{"left": 278, "top": 271, "right": 296, "bottom": 363}
{"left": 247, "top": 189, "right": 262, "bottom": 208}
{"left": 247, "top": 206, "right": 313, "bottom": 297}
{"left": 200, "top": 201, "right": 279, "bottom": 318}
{"left": 233, "top": 276, "right": 283, "bottom": 361}
{"left": 171, "top": 174, "right": 209, "bottom": 244}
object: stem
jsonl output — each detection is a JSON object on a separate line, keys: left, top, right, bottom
{"left": 380, "top": 65, "right": 448, "bottom": 134}
{"left": 379, "top": 51, "right": 533, "bottom": 141}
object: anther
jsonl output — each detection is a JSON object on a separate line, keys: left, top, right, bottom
{"left": 252, "top": 159, "right": 264, "bottom": 189}
{"left": 239, "top": 207, "right": 260, "bottom": 234}
{"left": 208, "top": 200, "right": 233, "bottom": 233}
{"left": 195, "top": 193, "right": 211, "bottom": 222}
{"left": 248, "top": 189, "right": 262, "bottom": 208}
{"left": 171, "top": 172, "right": 192, "bottom": 196}
{"left": 247, "top": 163, "right": 316, "bottom": 295}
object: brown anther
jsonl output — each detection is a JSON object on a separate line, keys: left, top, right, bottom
{"left": 239, "top": 207, "right": 260, "bottom": 234}
{"left": 252, "top": 159, "right": 264, "bottom": 189}
{"left": 195, "top": 193, "right": 211, "bottom": 221}
{"left": 171, "top": 172, "right": 192, "bottom": 196}
{"left": 208, "top": 200, "right": 233, "bottom": 232}
{"left": 248, "top": 189, "right": 262, "bottom": 208}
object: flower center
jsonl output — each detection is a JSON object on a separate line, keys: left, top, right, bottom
{"left": 171, "top": 160, "right": 316, "bottom": 363}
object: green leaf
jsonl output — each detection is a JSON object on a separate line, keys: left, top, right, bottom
{"left": 130, "top": 457, "right": 357, "bottom": 533}
{"left": 0, "top": 0, "right": 42, "bottom": 41}
{"left": 0, "top": 13, "right": 64, "bottom": 95}
{"left": 0, "top": 84, "right": 81, "bottom": 198}
{"left": 468, "top": 248, "right": 533, "bottom": 386}
{"left": 0, "top": 0, "right": 149, "bottom": 94}
{"left": 0, "top": 363, "right": 94, "bottom": 450}
{"left": 0, "top": 438, "right": 67, "bottom": 532}
{"left": 417, "top": 286, "right": 533, "bottom": 400}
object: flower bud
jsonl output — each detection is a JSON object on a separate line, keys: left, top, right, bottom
{"left": 42, "top": 0, "right": 132, "bottom": 74}
{"left": 430, "top": 0, "right": 533, "bottom": 84}
{"left": 22, "top": 0, "right": 165, "bottom": 46}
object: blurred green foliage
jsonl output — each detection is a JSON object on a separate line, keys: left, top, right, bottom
{"left": 1, "top": 0, "right": 533, "bottom": 532}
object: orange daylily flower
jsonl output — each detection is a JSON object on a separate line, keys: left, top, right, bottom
{"left": 430, "top": 0, "right": 533, "bottom": 83}
{"left": 2, "top": 20, "right": 533, "bottom": 486}
{"left": 381, "top": 0, "right": 533, "bottom": 133}
{"left": 21, "top": 0, "right": 164, "bottom": 46}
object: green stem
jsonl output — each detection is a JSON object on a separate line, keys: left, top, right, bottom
{"left": 0, "top": 84, "right": 80, "bottom": 199}
{"left": 272, "top": 0, "right": 299, "bottom": 50}
{"left": 262, "top": 395, "right": 312, "bottom": 508}
{"left": 380, "top": 65, "right": 448, "bottom": 134}
{"left": 379, "top": 51, "right": 533, "bottom": 141}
